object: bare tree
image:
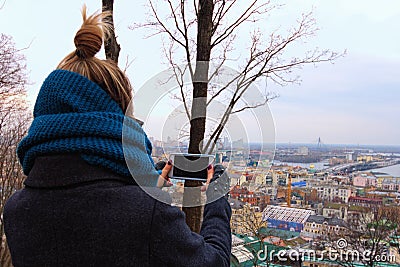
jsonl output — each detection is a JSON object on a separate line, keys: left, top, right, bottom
{"left": 327, "top": 206, "right": 399, "bottom": 267}
{"left": 134, "top": 0, "right": 343, "bottom": 231}
{"left": 0, "top": 33, "right": 30, "bottom": 267}
{"left": 102, "top": 0, "right": 120, "bottom": 63}
{"left": 231, "top": 203, "right": 283, "bottom": 266}
{"left": 241, "top": 206, "right": 269, "bottom": 266}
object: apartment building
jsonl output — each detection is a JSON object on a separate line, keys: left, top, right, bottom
{"left": 303, "top": 215, "right": 346, "bottom": 238}
{"left": 316, "top": 186, "right": 353, "bottom": 203}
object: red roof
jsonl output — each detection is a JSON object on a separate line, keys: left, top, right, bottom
{"left": 349, "top": 196, "right": 382, "bottom": 202}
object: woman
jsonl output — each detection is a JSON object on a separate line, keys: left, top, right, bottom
{"left": 4, "top": 6, "right": 231, "bottom": 267}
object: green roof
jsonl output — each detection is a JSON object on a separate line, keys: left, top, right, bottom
{"left": 231, "top": 234, "right": 287, "bottom": 267}
{"left": 259, "top": 227, "right": 300, "bottom": 240}
{"left": 303, "top": 256, "right": 399, "bottom": 266}
{"left": 324, "top": 203, "right": 344, "bottom": 209}
{"left": 348, "top": 205, "right": 368, "bottom": 211}
{"left": 258, "top": 262, "right": 289, "bottom": 266}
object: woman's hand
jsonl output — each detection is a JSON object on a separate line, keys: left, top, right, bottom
{"left": 156, "top": 160, "right": 173, "bottom": 188}
{"left": 201, "top": 164, "right": 230, "bottom": 201}
{"left": 201, "top": 165, "right": 214, "bottom": 192}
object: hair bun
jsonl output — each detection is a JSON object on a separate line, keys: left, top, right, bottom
{"left": 73, "top": 5, "right": 107, "bottom": 59}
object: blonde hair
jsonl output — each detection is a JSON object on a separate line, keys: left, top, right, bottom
{"left": 57, "top": 5, "right": 132, "bottom": 113}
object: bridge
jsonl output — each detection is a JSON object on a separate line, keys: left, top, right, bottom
{"left": 323, "top": 159, "right": 400, "bottom": 174}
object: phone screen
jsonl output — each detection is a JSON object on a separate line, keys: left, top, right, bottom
{"left": 172, "top": 155, "right": 209, "bottom": 181}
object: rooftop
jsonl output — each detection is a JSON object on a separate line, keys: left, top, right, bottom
{"left": 259, "top": 227, "right": 300, "bottom": 240}
{"left": 382, "top": 178, "right": 400, "bottom": 184}
{"left": 262, "top": 205, "right": 314, "bottom": 224}
{"left": 349, "top": 196, "right": 382, "bottom": 202}
{"left": 324, "top": 203, "right": 344, "bottom": 209}
{"left": 231, "top": 234, "right": 287, "bottom": 267}
{"left": 229, "top": 198, "right": 246, "bottom": 209}
{"left": 306, "top": 215, "right": 346, "bottom": 227}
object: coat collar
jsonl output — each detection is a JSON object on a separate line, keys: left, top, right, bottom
{"left": 24, "top": 154, "right": 136, "bottom": 188}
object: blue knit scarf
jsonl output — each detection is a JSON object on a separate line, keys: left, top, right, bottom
{"left": 17, "top": 70, "right": 159, "bottom": 187}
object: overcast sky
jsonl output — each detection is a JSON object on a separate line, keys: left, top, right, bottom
{"left": 1, "top": 0, "right": 399, "bottom": 146}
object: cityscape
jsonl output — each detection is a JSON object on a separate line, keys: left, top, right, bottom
{"left": 150, "top": 137, "right": 400, "bottom": 266}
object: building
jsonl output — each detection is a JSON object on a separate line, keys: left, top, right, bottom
{"left": 297, "top": 146, "right": 309, "bottom": 155}
{"left": 357, "top": 155, "right": 374, "bottom": 162}
{"left": 348, "top": 196, "right": 383, "bottom": 207}
{"left": 230, "top": 186, "right": 256, "bottom": 205}
{"left": 230, "top": 185, "right": 271, "bottom": 207}
{"left": 366, "top": 190, "right": 400, "bottom": 204}
{"left": 322, "top": 203, "right": 372, "bottom": 222}
{"left": 353, "top": 174, "right": 377, "bottom": 187}
{"left": 262, "top": 206, "right": 314, "bottom": 233}
{"left": 316, "top": 186, "right": 353, "bottom": 203}
{"left": 266, "top": 169, "right": 287, "bottom": 186}
{"left": 375, "top": 174, "right": 393, "bottom": 188}
{"left": 381, "top": 177, "right": 400, "bottom": 192}
{"left": 254, "top": 173, "right": 267, "bottom": 185}
{"left": 345, "top": 151, "right": 355, "bottom": 161}
{"left": 259, "top": 187, "right": 277, "bottom": 201}
{"left": 230, "top": 234, "right": 287, "bottom": 267}
{"left": 322, "top": 203, "right": 348, "bottom": 220}
{"left": 302, "top": 215, "right": 346, "bottom": 238}
{"left": 230, "top": 234, "right": 255, "bottom": 265}
{"left": 230, "top": 200, "right": 263, "bottom": 235}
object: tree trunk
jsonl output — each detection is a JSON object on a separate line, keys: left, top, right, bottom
{"left": 0, "top": 239, "right": 13, "bottom": 267}
{"left": 102, "top": 0, "right": 120, "bottom": 63}
{"left": 182, "top": 0, "right": 214, "bottom": 233}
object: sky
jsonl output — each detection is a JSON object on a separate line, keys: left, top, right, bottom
{"left": 0, "top": 0, "right": 399, "bottom": 146}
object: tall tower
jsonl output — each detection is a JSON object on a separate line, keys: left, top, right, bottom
{"left": 317, "top": 137, "right": 322, "bottom": 148}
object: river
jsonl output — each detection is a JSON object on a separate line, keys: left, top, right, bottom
{"left": 273, "top": 161, "right": 400, "bottom": 177}
{"left": 369, "top": 164, "right": 400, "bottom": 177}
{"left": 272, "top": 160, "right": 328, "bottom": 171}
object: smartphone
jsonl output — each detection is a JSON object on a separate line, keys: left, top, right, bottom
{"left": 168, "top": 153, "right": 215, "bottom": 181}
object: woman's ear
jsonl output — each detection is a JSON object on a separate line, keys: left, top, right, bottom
{"left": 125, "top": 103, "right": 144, "bottom": 126}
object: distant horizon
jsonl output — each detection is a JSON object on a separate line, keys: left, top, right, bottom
{"left": 274, "top": 142, "right": 400, "bottom": 148}
{"left": 149, "top": 136, "right": 400, "bottom": 148}
{"left": 251, "top": 142, "right": 400, "bottom": 152}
